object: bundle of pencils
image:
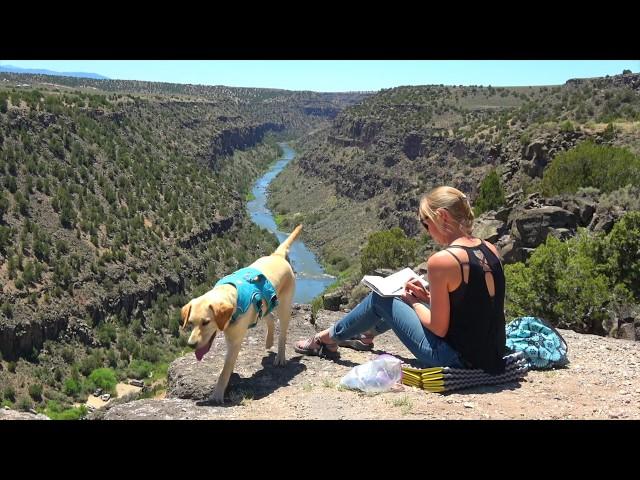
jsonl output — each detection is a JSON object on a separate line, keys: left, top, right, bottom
{"left": 401, "top": 351, "right": 528, "bottom": 393}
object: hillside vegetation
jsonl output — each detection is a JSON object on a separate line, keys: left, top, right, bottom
{"left": 0, "top": 73, "right": 366, "bottom": 416}
{"left": 267, "top": 72, "right": 640, "bottom": 339}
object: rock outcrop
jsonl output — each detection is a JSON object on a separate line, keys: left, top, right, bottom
{"left": 90, "top": 307, "right": 640, "bottom": 420}
{"left": 0, "top": 408, "right": 50, "bottom": 420}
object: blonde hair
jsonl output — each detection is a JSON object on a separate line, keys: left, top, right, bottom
{"left": 419, "top": 186, "right": 474, "bottom": 235}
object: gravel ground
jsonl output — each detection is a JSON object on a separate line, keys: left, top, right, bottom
{"left": 90, "top": 307, "right": 640, "bottom": 420}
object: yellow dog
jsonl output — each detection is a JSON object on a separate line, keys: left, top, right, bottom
{"left": 181, "top": 225, "right": 302, "bottom": 403}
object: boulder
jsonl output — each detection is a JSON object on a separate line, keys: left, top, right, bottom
{"left": 166, "top": 309, "right": 316, "bottom": 402}
{"left": 322, "top": 290, "right": 345, "bottom": 311}
{"left": 510, "top": 206, "right": 578, "bottom": 248}
{"left": 473, "top": 216, "right": 506, "bottom": 243}
{"left": 0, "top": 409, "right": 50, "bottom": 420}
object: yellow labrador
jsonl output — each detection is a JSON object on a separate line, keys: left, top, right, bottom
{"left": 181, "top": 225, "right": 301, "bottom": 403}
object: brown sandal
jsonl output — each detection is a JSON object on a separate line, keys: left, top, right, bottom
{"left": 337, "top": 333, "right": 375, "bottom": 351}
{"left": 294, "top": 335, "right": 339, "bottom": 358}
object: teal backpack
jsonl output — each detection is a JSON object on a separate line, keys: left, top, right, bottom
{"left": 505, "top": 316, "right": 569, "bottom": 369}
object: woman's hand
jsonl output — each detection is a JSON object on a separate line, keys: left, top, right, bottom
{"left": 401, "top": 278, "right": 430, "bottom": 305}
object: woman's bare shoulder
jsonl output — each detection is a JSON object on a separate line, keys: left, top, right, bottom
{"left": 482, "top": 240, "right": 501, "bottom": 259}
{"left": 428, "top": 250, "right": 460, "bottom": 269}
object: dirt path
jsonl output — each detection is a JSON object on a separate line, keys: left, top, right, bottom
{"left": 84, "top": 383, "right": 142, "bottom": 409}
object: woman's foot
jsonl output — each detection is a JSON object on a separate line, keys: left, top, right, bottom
{"left": 337, "top": 334, "right": 375, "bottom": 351}
{"left": 294, "top": 334, "right": 339, "bottom": 358}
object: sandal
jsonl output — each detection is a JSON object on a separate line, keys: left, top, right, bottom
{"left": 294, "top": 335, "right": 339, "bottom": 358}
{"left": 337, "top": 334, "right": 375, "bottom": 351}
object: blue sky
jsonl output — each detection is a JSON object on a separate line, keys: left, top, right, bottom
{"left": 2, "top": 60, "right": 638, "bottom": 92}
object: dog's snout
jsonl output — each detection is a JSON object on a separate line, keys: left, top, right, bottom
{"left": 187, "top": 341, "right": 197, "bottom": 349}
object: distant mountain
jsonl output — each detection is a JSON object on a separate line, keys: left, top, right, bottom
{"left": 0, "top": 64, "right": 109, "bottom": 80}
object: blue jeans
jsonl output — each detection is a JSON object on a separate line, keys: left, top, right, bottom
{"left": 329, "top": 292, "right": 464, "bottom": 368}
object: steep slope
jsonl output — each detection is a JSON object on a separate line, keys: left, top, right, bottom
{"left": 0, "top": 73, "right": 367, "bottom": 414}
{"left": 267, "top": 73, "right": 640, "bottom": 340}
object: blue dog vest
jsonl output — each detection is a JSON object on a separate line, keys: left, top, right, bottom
{"left": 214, "top": 267, "right": 279, "bottom": 328}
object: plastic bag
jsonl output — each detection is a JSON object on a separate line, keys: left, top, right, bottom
{"left": 339, "top": 354, "right": 402, "bottom": 393}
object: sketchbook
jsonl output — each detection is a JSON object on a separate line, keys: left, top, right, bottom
{"left": 361, "top": 267, "right": 428, "bottom": 298}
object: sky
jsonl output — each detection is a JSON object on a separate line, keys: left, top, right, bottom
{"left": 1, "top": 60, "right": 638, "bottom": 92}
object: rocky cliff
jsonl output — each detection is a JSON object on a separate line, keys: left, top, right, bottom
{"left": 86, "top": 307, "right": 640, "bottom": 420}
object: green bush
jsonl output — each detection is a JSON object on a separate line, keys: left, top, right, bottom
{"left": 3, "top": 386, "right": 16, "bottom": 402}
{"left": 597, "top": 211, "right": 640, "bottom": 298}
{"left": 1, "top": 302, "right": 13, "bottom": 319}
{"left": 17, "top": 396, "right": 33, "bottom": 412}
{"left": 141, "top": 345, "right": 161, "bottom": 363}
{"left": 28, "top": 383, "right": 43, "bottom": 402}
{"left": 97, "top": 323, "right": 117, "bottom": 347}
{"left": 0, "top": 191, "right": 9, "bottom": 218}
{"left": 63, "top": 378, "right": 81, "bottom": 397}
{"left": 310, "top": 295, "right": 324, "bottom": 318}
{"left": 361, "top": 227, "right": 417, "bottom": 275}
{"left": 542, "top": 142, "right": 640, "bottom": 196}
{"left": 0, "top": 226, "right": 12, "bottom": 254}
{"left": 474, "top": 169, "right": 506, "bottom": 216}
{"left": 61, "top": 347, "right": 75, "bottom": 364}
{"left": 602, "top": 123, "right": 616, "bottom": 141}
{"left": 327, "top": 254, "right": 351, "bottom": 273}
{"left": 45, "top": 401, "right": 87, "bottom": 420}
{"left": 505, "top": 221, "right": 639, "bottom": 335}
{"left": 79, "top": 353, "right": 101, "bottom": 376}
{"left": 127, "top": 359, "right": 153, "bottom": 380}
{"left": 88, "top": 368, "right": 117, "bottom": 395}
{"left": 559, "top": 120, "right": 574, "bottom": 132}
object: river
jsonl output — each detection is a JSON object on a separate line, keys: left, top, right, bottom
{"left": 247, "top": 143, "right": 335, "bottom": 304}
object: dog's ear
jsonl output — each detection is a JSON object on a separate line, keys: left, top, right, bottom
{"left": 209, "top": 302, "right": 234, "bottom": 331}
{"left": 181, "top": 303, "right": 192, "bottom": 329}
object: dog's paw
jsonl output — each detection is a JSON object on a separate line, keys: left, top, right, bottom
{"left": 209, "top": 390, "right": 226, "bottom": 404}
{"left": 273, "top": 355, "right": 287, "bottom": 367}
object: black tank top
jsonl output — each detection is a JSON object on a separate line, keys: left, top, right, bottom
{"left": 443, "top": 242, "right": 506, "bottom": 374}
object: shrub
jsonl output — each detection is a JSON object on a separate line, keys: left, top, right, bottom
{"left": 542, "top": 142, "right": 640, "bottom": 196}
{"left": 28, "top": 383, "right": 43, "bottom": 402}
{"left": 3, "top": 386, "right": 16, "bottom": 402}
{"left": 45, "top": 401, "right": 87, "bottom": 420}
{"left": 79, "top": 354, "right": 101, "bottom": 376}
{"left": 61, "top": 347, "right": 75, "bottom": 364}
{"left": 310, "top": 295, "right": 324, "bottom": 318}
{"left": 141, "top": 345, "right": 161, "bottom": 363}
{"left": 0, "top": 191, "right": 9, "bottom": 218}
{"left": 127, "top": 359, "right": 153, "bottom": 380}
{"left": 16, "top": 396, "right": 33, "bottom": 412}
{"left": 361, "top": 227, "right": 417, "bottom": 275}
{"left": 97, "top": 323, "right": 117, "bottom": 347}
{"left": 559, "top": 120, "right": 574, "bottom": 132}
{"left": 88, "top": 368, "right": 117, "bottom": 395}
{"left": 505, "top": 222, "right": 639, "bottom": 335}
{"left": 598, "top": 211, "right": 640, "bottom": 298}
{"left": 602, "top": 123, "right": 616, "bottom": 141}
{"left": 474, "top": 169, "right": 506, "bottom": 216}
{"left": 63, "top": 378, "right": 81, "bottom": 397}
{"left": 1, "top": 302, "right": 13, "bottom": 319}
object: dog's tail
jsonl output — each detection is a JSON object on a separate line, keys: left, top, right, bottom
{"left": 273, "top": 224, "right": 302, "bottom": 258}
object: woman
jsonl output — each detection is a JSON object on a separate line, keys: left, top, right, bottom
{"left": 294, "top": 186, "right": 507, "bottom": 374}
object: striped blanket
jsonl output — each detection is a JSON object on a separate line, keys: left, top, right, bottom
{"left": 401, "top": 351, "right": 529, "bottom": 393}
